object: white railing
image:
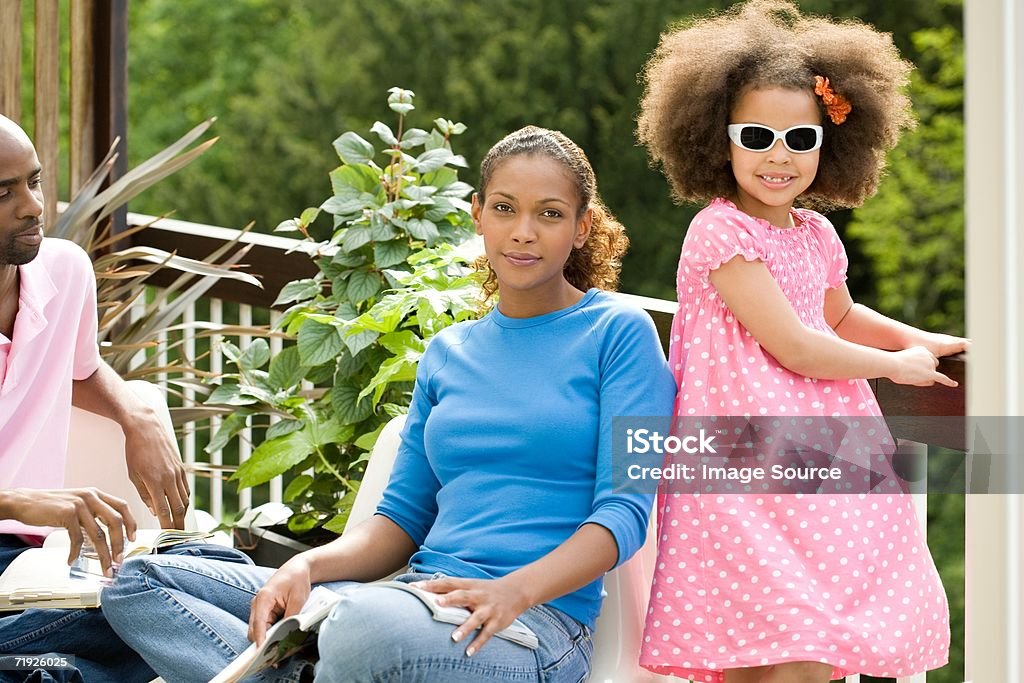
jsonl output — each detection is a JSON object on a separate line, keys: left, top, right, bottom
{"left": 130, "top": 294, "right": 287, "bottom": 524}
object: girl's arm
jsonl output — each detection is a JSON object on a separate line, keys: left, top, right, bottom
{"left": 824, "top": 283, "right": 969, "bottom": 357}
{"left": 248, "top": 515, "right": 418, "bottom": 645}
{"left": 710, "top": 256, "right": 956, "bottom": 386}
{"left": 412, "top": 524, "right": 618, "bottom": 656}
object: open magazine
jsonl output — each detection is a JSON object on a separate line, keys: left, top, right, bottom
{"left": 209, "top": 585, "right": 341, "bottom": 683}
{"left": 210, "top": 580, "right": 539, "bottom": 683}
{"left": 0, "top": 528, "right": 214, "bottom": 611}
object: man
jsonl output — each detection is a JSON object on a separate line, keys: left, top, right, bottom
{"left": 0, "top": 114, "right": 191, "bottom": 681}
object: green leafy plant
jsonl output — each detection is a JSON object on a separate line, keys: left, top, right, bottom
{"left": 206, "top": 88, "right": 482, "bottom": 533}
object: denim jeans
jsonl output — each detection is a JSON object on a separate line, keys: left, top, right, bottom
{"left": 315, "top": 573, "right": 593, "bottom": 683}
{"left": 102, "top": 554, "right": 593, "bottom": 683}
{"left": 0, "top": 536, "right": 244, "bottom": 683}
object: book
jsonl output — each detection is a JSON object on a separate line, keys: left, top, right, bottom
{"left": 0, "top": 528, "right": 214, "bottom": 611}
{"left": 46, "top": 528, "right": 215, "bottom": 578}
{"left": 209, "top": 580, "right": 540, "bottom": 683}
{"left": 209, "top": 585, "right": 342, "bottom": 683}
{"left": 374, "top": 580, "right": 539, "bottom": 650}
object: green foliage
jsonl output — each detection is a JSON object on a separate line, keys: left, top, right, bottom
{"left": 204, "top": 90, "right": 481, "bottom": 533}
{"left": 847, "top": 26, "right": 965, "bottom": 336}
{"left": 126, "top": 0, "right": 965, "bottom": 310}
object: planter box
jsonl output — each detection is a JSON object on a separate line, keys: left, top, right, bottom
{"left": 235, "top": 524, "right": 335, "bottom": 568}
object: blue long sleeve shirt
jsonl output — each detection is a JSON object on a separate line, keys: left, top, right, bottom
{"left": 375, "top": 289, "right": 677, "bottom": 628}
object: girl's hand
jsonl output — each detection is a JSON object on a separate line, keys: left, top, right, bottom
{"left": 912, "top": 331, "right": 970, "bottom": 358}
{"left": 411, "top": 576, "right": 532, "bottom": 656}
{"left": 889, "top": 346, "right": 958, "bottom": 387}
{"left": 248, "top": 554, "right": 313, "bottom": 646}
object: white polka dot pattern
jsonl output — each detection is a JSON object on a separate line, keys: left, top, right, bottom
{"left": 638, "top": 199, "right": 951, "bottom": 681}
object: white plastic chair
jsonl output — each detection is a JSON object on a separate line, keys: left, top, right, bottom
{"left": 345, "top": 415, "right": 677, "bottom": 682}
{"left": 64, "top": 380, "right": 199, "bottom": 531}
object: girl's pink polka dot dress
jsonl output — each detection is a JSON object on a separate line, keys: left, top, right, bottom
{"left": 639, "top": 199, "right": 950, "bottom": 681}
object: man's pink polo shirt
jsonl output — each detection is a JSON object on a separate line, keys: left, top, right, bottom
{"left": 0, "top": 238, "right": 101, "bottom": 536}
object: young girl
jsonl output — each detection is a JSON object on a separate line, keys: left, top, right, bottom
{"left": 101, "top": 126, "right": 677, "bottom": 683}
{"left": 634, "top": 2, "right": 968, "bottom": 681}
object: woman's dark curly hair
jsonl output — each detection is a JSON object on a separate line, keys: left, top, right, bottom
{"left": 475, "top": 126, "right": 629, "bottom": 300}
{"left": 637, "top": 0, "right": 915, "bottom": 209}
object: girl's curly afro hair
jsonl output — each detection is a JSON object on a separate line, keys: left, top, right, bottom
{"left": 637, "top": 0, "right": 915, "bottom": 210}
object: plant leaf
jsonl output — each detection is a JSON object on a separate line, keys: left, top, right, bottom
{"left": 206, "top": 412, "right": 249, "bottom": 453}
{"left": 370, "top": 121, "right": 399, "bottom": 146}
{"left": 297, "top": 319, "right": 344, "bottom": 367}
{"left": 233, "top": 429, "right": 316, "bottom": 487}
{"left": 266, "top": 418, "right": 305, "bottom": 441}
{"left": 330, "top": 384, "right": 374, "bottom": 425}
{"left": 373, "top": 240, "right": 410, "bottom": 268}
{"left": 238, "top": 338, "right": 271, "bottom": 370}
{"left": 282, "top": 474, "right": 314, "bottom": 501}
{"left": 341, "top": 225, "right": 374, "bottom": 253}
{"left": 406, "top": 218, "right": 439, "bottom": 243}
{"left": 333, "top": 132, "right": 376, "bottom": 165}
{"left": 207, "top": 383, "right": 258, "bottom": 406}
{"left": 399, "top": 127, "right": 431, "bottom": 148}
{"left": 322, "top": 510, "right": 351, "bottom": 534}
{"left": 274, "top": 278, "right": 320, "bottom": 306}
{"left": 413, "top": 148, "right": 455, "bottom": 173}
{"left": 340, "top": 327, "right": 378, "bottom": 357}
{"left": 268, "top": 346, "right": 306, "bottom": 388}
{"left": 347, "top": 270, "right": 382, "bottom": 305}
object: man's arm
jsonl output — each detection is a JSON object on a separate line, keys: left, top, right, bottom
{"left": 72, "top": 361, "right": 190, "bottom": 529}
{"left": 0, "top": 488, "right": 136, "bottom": 576}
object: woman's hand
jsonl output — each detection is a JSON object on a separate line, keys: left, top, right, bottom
{"left": 248, "top": 554, "right": 314, "bottom": 646}
{"left": 411, "top": 576, "right": 532, "bottom": 656}
{"left": 889, "top": 346, "right": 957, "bottom": 387}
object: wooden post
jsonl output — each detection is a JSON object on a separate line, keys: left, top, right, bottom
{"left": 70, "top": 0, "right": 97, "bottom": 196}
{"left": 0, "top": 0, "right": 22, "bottom": 121}
{"left": 35, "top": 0, "right": 61, "bottom": 227}
{"left": 96, "top": 0, "right": 129, "bottom": 239}
{"left": 69, "top": 0, "right": 129, "bottom": 237}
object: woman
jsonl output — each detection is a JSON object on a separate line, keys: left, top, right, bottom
{"left": 102, "top": 126, "right": 676, "bottom": 683}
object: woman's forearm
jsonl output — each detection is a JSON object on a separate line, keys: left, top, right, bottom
{"left": 499, "top": 523, "right": 619, "bottom": 610}
{"left": 303, "top": 514, "right": 419, "bottom": 584}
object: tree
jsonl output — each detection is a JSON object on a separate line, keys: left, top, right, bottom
{"left": 846, "top": 25, "right": 965, "bottom": 335}
{"left": 126, "top": 0, "right": 964, "bottom": 305}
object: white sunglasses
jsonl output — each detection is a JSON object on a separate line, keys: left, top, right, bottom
{"left": 727, "top": 123, "right": 824, "bottom": 153}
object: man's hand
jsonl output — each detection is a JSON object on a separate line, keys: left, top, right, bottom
{"left": 72, "top": 363, "right": 192, "bottom": 529}
{"left": 122, "top": 409, "right": 190, "bottom": 530}
{"left": 0, "top": 488, "right": 136, "bottom": 576}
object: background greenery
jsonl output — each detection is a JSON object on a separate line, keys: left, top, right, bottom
{"left": 124, "top": 1, "right": 968, "bottom": 680}
{"left": 126, "top": 0, "right": 964, "bottom": 335}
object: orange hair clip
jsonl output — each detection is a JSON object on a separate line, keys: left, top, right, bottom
{"left": 814, "top": 75, "right": 852, "bottom": 125}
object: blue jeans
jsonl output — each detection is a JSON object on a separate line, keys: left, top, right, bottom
{"left": 102, "top": 554, "right": 593, "bottom": 683}
{"left": 0, "top": 536, "right": 243, "bottom": 683}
